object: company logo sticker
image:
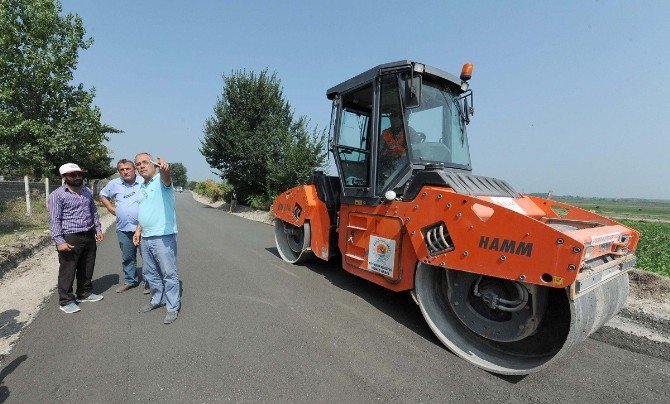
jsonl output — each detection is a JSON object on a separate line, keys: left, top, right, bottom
{"left": 368, "top": 235, "right": 396, "bottom": 277}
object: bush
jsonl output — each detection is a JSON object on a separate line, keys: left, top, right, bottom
{"left": 193, "top": 180, "right": 234, "bottom": 203}
{"left": 246, "top": 194, "right": 272, "bottom": 211}
{"left": 219, "top": 182, "right": 234, "bottom": 203}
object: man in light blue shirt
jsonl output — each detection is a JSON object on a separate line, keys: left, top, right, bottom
{"left": 100, "top": 159, "right": 147, "bottom": 293}
{"left": 132, "top": 153, "right": 180, "bottom": 325}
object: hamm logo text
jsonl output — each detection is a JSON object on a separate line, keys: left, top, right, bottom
{"left": 478, "top": 236, "right": 533, "bottom": 257}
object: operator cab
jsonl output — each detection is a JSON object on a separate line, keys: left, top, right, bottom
{"left": 327, "top": 60, "right": 474, "bottom": 204}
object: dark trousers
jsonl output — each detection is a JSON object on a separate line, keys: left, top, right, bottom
{"left": 57, "top": 231, "right": 97, "bottom": 305}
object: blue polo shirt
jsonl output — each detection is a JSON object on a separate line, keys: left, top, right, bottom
{"left": 138, "top": 173, "right": 177, "bottom": 237}
{"left": 100, "top": 175, "right": 144, "bottom": 232}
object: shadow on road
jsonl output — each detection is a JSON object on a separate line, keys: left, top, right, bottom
{"left": 92, "top": 273, "right": 119, "bottom": 294}
{"left": 0, "top": 310, "right": 25, "bottom": 341}
{"left": 265, "top": 246, "right": 530, "bottom": 384}
{"left": 0, "top": 354, "right": 27, "bottom": 402}
{"left": 264, "top": 247, "right": 448, "bottom": 351}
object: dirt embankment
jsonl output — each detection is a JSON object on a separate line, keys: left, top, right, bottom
{"left": 0, "top": 230, "right": 53, "bottom": 279}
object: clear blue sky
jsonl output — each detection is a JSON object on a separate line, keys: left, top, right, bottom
{"left": 61, "top": 0, "right": 670, "bottom": 200}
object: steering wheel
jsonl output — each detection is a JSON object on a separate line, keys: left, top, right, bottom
{"left": 345, "top": 176, "right": 363, "bottom": 186}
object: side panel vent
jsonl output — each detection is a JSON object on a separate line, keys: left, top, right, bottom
{"left": 422, "top": 222, "right": 454, "bottom": 255}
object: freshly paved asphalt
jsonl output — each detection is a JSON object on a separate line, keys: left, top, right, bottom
{"left": 0, "top": 193, "right": 669, "bottom": 403}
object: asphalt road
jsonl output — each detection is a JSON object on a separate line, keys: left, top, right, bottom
{"left": 1, "top": 193, "right": 669, "bottom": 403}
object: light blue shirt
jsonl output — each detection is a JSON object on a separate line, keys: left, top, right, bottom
{"left": 100, "top": 175, "right": 144, "bottom": 232}
{"left": 138, "top": 173, "right": 177, "bottom": 237}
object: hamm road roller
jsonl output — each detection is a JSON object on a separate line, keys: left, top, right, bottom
{"left": 272, "top": 60, "right": 639, "bottom": 375}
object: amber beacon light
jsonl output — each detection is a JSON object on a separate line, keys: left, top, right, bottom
{"left": 460, "top": 63, "right": 474, "bottom": 81}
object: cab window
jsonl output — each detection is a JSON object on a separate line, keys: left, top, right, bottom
{"left": 376, "top": 75, "right": 410, "bottom": 195}
{"left": 335, "top": 84, "right": 373, "bottom": 187}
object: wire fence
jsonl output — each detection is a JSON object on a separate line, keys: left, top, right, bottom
{"left": 0, "top": 177, "right": 108, "bottom": 216}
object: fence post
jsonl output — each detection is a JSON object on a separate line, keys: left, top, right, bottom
{"left": 45, "top": 177, "right": 50, "bottom": 207}
{"left": 24, "top": 175, "right": 32, "bottom": 216}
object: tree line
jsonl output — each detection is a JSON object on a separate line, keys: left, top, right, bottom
{"left": 2, "top": 0, "right": 325, "bottom": 200}
{"left": 0, "top": 0, "right": 118, "bottom": 179}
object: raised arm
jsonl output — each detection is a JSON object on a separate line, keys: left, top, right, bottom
{"left": 156, "top": 157, "right": 172, "bottom": 187}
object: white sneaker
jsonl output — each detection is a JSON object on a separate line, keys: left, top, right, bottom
{"left": 59, "top": 302, "right": 81, "bottom": 314}
{"left": 76, "top": 293, "right": 104, "bottom": 303}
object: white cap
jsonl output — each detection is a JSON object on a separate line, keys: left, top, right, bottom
{"left": 59, "top": 163, "right": 86, "bottom": 175}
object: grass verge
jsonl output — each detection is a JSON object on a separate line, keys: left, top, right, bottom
{"left": 0, "top": 194, "right": 49, "bottom": 245}
{"left": 620, "top": 220, "right": 670, "bottom": 277}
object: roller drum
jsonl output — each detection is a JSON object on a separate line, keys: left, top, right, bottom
{"left": 414, "top": 263, "right": 629, "bottom": 375}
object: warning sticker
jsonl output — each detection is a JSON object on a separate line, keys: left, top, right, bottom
{"left": 368, "top": 235, "right": 396, "bottom": 277}
{"left": 591, "top": 233, "right": 620, "bottom": 246}
{"left": 490, "top": 197, "right": 526, "bottom": 214}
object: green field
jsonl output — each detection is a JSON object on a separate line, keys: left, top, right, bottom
{"left": 553, "top": 196, "right": 670, "bottom": 220}
{"left": 547, "top": 195, "right": 670, "bottom": 277}
{"left": 618, "top": 220, "right": 670, "bottom": 277}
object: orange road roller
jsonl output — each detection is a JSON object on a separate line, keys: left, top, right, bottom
{"left": 272, "top": 61, "right": 638, "bottom": 375}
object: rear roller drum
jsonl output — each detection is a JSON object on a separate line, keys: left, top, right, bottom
{"left": 274, "top": 219, "right": 315, "bottom": 264}
{"left": 414, "top": 263, "right": 629, "bottom": 375}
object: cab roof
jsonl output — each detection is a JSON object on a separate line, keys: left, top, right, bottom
{"left": 326, "top": 60, "right": 463, "bottom": 100}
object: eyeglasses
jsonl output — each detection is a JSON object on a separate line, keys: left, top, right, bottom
{"left": 65, "top": 173, "right": 83, "bottom": 178}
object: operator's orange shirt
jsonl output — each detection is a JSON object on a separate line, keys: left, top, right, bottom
{"left": 381, "top": 129, "right": 406, "bottom": 157}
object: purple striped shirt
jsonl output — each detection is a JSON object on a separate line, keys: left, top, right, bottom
{"left": 48, "top": 185, "right": 101, "bottom": 245}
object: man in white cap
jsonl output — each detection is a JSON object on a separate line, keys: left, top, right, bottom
{"left": 48, "top": 163, "right": 105, "bottom": 314}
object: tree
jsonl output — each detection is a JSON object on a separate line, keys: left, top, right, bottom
{"left": 0, "top": 0, "right": 119, "bottom": 179}
{"left": 201, "top": 69, "right": 326, "bottom": 202}
{"left": 170, "top": 162, "right": 187, "bottom": 187}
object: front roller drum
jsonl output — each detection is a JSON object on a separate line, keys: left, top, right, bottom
{"left": 414, "top": 263, "right": 629, "bottom": 375}
{"left": 274, "top": 219, "right": 315, "bottom": 264}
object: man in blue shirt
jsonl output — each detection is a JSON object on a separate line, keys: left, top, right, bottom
{"left": 132, "top": 153, "right": 180, "bottom": 324}
{"left": 100, "top": 159, "right": 148, "bottom": 293}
